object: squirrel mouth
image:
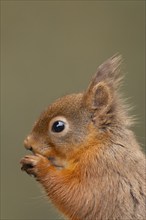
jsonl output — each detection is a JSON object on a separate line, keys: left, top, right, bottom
{"left": 27, "top": 147, "right": 35, "bottom": 155}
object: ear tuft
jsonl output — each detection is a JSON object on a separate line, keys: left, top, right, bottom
{"left": 83, "top": 54, "right": 123, "bottom": 111}
{"left": 89, "top": 54, "right": 123, "bottom": 90}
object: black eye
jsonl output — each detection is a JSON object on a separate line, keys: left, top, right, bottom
{"left": 52, "top": 121, "right": 65, "bottom": 133}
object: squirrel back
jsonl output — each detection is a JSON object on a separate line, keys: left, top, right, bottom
{"left": 21, "top": 55, "right": 146, "bottom": 220}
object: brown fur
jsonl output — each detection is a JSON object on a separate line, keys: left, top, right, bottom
{"left": 21, "top": 55, "right": 146, "bottom": 220}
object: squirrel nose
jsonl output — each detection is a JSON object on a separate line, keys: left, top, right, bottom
{"left": 24, "top": 136, "right": 33, "bottom": 151}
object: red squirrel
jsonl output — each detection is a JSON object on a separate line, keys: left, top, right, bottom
{"left": 21, "top": 55, "right": 146, "bottom": 220}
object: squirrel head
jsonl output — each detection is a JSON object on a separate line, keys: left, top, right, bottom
{"left": 24, "top": 55, "right": 130, "bottom": 166}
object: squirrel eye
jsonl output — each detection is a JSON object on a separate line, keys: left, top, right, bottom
{"left": 49, "top": 116, "right": 69, "bottom": 136}
{"left": 52, "top": 121, "right": 65, "bottom": 133}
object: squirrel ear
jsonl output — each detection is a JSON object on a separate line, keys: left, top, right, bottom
{"left": 84, "top": 81, "right": 112, "bottom": 112}
{"left": 84, "top": 54, "right": 122, "bottom": 111}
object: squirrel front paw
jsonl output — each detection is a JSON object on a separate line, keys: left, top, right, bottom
{"left": 20, "top": 154, "right": 50, "bottom": 178}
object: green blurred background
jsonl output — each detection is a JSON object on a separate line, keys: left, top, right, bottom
{"left": 1, "top": 1, "right": 145, "bottom": 220}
